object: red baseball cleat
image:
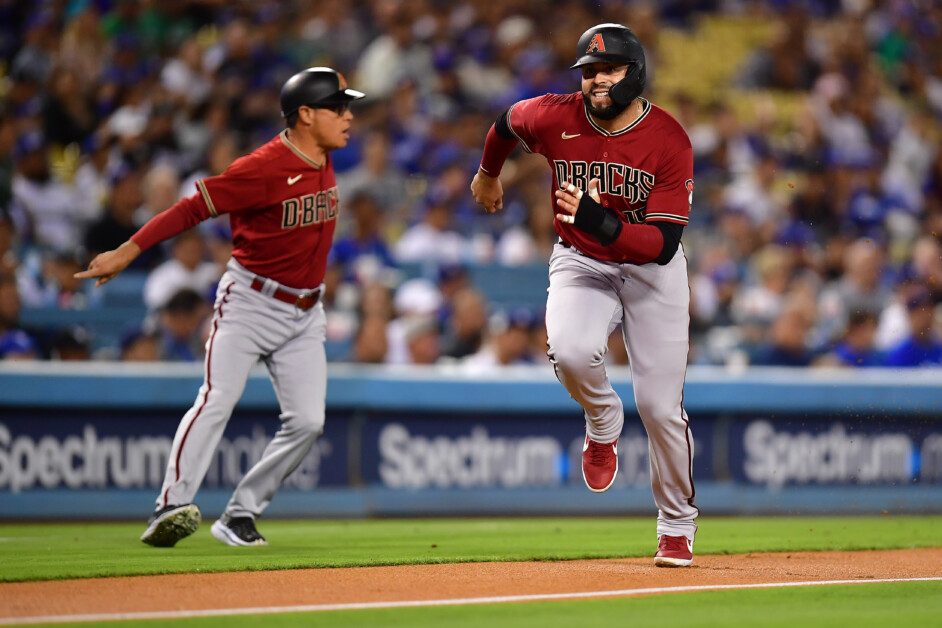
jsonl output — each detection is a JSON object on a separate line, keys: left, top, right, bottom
{"left": 582, "top": 435, "right": 618, "bottom": 492}
{"left": 654, "top": 534, "right": 694, "bottom": 567}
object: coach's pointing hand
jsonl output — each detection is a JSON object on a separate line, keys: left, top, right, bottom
{"left": 555, "top": 178, "right": 601, "bottom": 224}
{"left": 74, "top": 240, "right": 141, "bottom": 287}
{"left": 471, "top": 168, "right": 504, "bottom": 213}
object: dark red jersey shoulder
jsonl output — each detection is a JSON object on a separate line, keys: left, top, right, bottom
{"left": 222, "top": 135, "right": 284, "bottom": 175}
{"left": 221, "top": 152, "right": 257, "bottom": 176}
{"left": 253, "top": 134, "right": 291, "bottom": 162}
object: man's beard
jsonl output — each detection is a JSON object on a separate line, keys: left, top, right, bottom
{"left": 582, "top": 92, "right": 628, "bottom": 120}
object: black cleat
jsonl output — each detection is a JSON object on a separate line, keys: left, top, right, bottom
{"left": 211, "top": 515, "right": 268, "bottom": 547}
{"left": 140, "top": 504, "right": 201, "bottom": 547}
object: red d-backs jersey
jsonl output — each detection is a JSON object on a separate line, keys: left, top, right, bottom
{"left": 195, "top": 130, "right": 339, "bottom": 289}
{"left": 507, "top": 93, "right": 693, "bottom": 263}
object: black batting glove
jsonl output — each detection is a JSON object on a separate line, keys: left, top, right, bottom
{"left": 573, "top": 193, "right": 623, "bottom": 246}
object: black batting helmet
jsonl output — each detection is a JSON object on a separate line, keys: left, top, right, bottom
{"left": 280, "top": 67, "right": 365, "bottom": 118}
{"left": 571, "top": 23, "right": 646, "bottom": 106}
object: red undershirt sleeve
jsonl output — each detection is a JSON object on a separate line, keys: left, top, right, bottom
{"left": 130, "top": 194, "right": 210, "bottom": 252}
{"left": 478, "top": 124, "right": 519, "bottom": 177}
{"left": 607, "top": 222, "right": 665, "bottom": 265}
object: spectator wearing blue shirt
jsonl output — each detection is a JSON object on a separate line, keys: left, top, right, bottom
{"left": 156, "top": 288, "right": 209, "bottom": 362}
{"left": 0, "top": 329, "right": 39, "bottom": 360}
{"left": 460, "top": 307, "right": 539, "bottom": 373}
{"left": 885, "top": 287, "right": 942, "bottom": 367}
{"left": 119, "top": 326, "right": 160, "bottom": 362}
{"left": 0, "top": 270, "right": 40, "bottom": 358}
{"left": 821, "top": 311, "right": 884, "bottom": 367}
{"left": 751, "top": 301, "right": 818, "bottom": 367}
{"left": 329, "top": 191, "right": 396, "bottom": 285}
{"left": 843, "top": 160, "right": 913, "bottom": 237}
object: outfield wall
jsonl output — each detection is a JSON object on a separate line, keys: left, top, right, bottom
{"left": 1, "top": 362, "right": 941, "bottom": 519}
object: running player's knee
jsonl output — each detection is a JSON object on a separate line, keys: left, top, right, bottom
{"left": 299, "top": 414, "right": 324, "bottom": 441}
{"left": 634, "top": 394, "right": 680, "bottom": 424}
{"left": 283, "top": 411, "right": 324, "bottom": 441}
{"left": 548, "top": 340, "right": 604, "bottom": 375}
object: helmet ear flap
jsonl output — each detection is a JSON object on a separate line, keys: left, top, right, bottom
{"left": 609, "top": 62, "right": 645, "bottom": 106}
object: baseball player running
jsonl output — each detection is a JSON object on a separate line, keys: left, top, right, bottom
{"left": 76, "top": 67, "right": 364, "bottom": 548}
{"left": 471, "top": 24, "right": 698, "bottom": 567}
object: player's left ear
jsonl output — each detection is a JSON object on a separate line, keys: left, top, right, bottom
{"left": 294, "top": 106, "right": 316, "bottom": 129}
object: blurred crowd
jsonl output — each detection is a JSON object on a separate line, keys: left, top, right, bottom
{"left": 0, "top": 0, "right": 940, "bottom": 368}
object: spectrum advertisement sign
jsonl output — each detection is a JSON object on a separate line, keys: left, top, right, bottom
{"left": 0, "top": 410, "right": 349, "bottom": 493}
{"left": 1, "top": 411, "right": 940, "bottom": 494}
{"left": 731, "top": 417, "right": 942, "bottom": 487}
{"left": 360, "top": 413, "right": 714, "bottom": 490}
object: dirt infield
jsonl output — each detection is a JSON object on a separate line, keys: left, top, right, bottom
{"left": 3, "top": 549, "right": 941, "bottom": 620}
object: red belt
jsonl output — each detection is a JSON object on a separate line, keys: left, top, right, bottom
{"left": 250, "top": 278, "right": 321, "bottom": 310}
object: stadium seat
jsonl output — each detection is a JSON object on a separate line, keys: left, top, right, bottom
{"left": 98, "top": 271, "right": 149, "bottom": 307}
{"left": 21, "top": 306, "right": 149, "bottom": 354}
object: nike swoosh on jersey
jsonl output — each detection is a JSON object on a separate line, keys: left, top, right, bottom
{"left": 287, "top": 174, "right": 302, "bottom": 185}
{"left": 561, "top": 132, "right": 581, "bottom": 139}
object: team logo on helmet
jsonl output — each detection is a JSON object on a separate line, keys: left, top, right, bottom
{"left": 586, "top": 33, "right": 606, "bottom": 54}
{"left": 337, "top": 71, "right": 348, "bottom": 90}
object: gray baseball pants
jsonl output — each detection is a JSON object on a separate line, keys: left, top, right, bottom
{"left": 156, "top": 258, "right": 327, "bottom": 519}
{"left": 545, "top": 242, "right": 698, "bottom": 540}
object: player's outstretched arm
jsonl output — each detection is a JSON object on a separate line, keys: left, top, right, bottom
{"left": 74, "top": 240, "right": 141, "bottom": 287}
{"left": 474, "top": 112, "right": 520, "bottom": 214}
{"left": 471, "top": 168, "right": 504, "bottom": 213}
{"left": 75, "top": 193, "right": 209, "bottom": 287}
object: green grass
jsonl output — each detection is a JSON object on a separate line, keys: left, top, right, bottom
{"left": 25, "top": 581, "right": 942, "bottom": 627}
{"left": 1, "top": 515, "right": 940, "bottom": 582}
